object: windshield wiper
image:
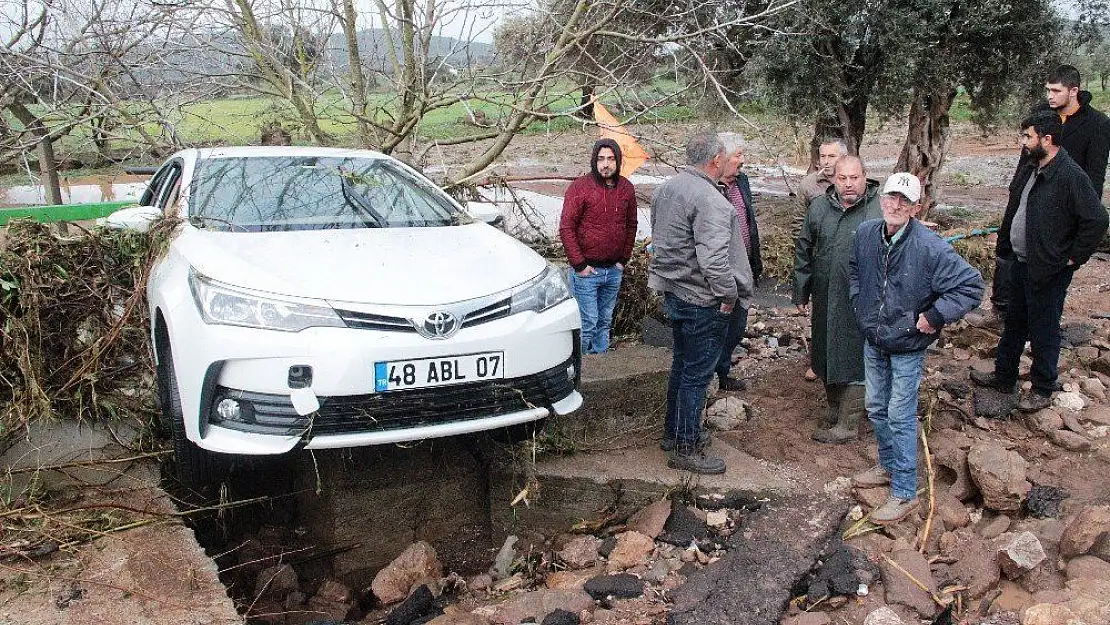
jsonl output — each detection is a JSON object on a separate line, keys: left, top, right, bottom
{"left": 189, "top": 214, "right": 243, "bottom": 231}
{"left": 339, "top": 176, "right": 388, "bottom": 228}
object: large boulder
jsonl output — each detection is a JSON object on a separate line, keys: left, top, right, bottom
{"left": 706, "top": 396, "right": 750, "bottom": 431}
{"left": 943, "top": 530, "right": 1001, "bottom": 599}
{"left": 931, "top": 433, "right": 978, "bottom": 501}
{"left": 371, "top": 541, "right": 443, "bottom": 605}
{"left": 967, "top": 444, "right": 1031, "bottom": 512}
{"left": 1059, "top": 505, "right": 1110, "bottom": 558}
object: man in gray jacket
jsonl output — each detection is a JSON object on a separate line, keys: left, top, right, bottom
{"left": 649, "top": 131, "right": 754, "bottom": 474}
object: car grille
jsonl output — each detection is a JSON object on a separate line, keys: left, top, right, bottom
{"left": 332, "top": 297, "right": 512, "bottom": 333}
{"left": 208, "top": 357, "right": 576, "bottom": 437}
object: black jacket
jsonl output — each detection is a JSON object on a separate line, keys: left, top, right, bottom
{"left": 997, "top": 148, "right": 1109, "bottom": 286}
{"left": 721, "top": 173, "right": 763, "bottom": 280}
{"left": 1035, "top": 91, "right": 1110, "bottom": 197}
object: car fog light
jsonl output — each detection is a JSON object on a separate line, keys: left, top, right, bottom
{"left": 216, "top": 398, "right": 242, "bottom": 421}
{"left": 566, "top": 364, "right": 576, "bottom": 381}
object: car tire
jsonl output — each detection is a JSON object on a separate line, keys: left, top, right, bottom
{"left": 156, "top": 336, "right": 226, "bottom": 491}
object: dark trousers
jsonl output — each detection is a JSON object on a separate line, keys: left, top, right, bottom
{"left": 664, "top": 293, "right": 728, "bottom": 450}
{"left": 990, "top": 255, "right": 1013, "bottom": 313}
{"left": 715, "top": 305, "right": 750, "bottom": 379}
{"left": 994, "top": 261, "right": 1073, "bottom": 396}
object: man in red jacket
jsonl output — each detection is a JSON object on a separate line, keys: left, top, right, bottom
{"left": 560, "top": 138, "right": 638, "bottom": 353}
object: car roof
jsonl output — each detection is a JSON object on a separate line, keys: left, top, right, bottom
{"left": 180, "top": 146, "right": 392, "bottom": 162}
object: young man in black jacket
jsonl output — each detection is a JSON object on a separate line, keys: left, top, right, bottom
{"left": 972, "top": 111, "right": 1109, "bottom": 412}
{"left": 991, "top": 65, "right": 1110, "bottom": 314}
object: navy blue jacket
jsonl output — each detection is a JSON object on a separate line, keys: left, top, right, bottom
{"left": 850, "top": 218, "right": 985, "bottom": 353}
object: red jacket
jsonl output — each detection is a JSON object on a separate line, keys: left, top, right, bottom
{"left": 559, "top": 175, "right": 638, "bottom": 272}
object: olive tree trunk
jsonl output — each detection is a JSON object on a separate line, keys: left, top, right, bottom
{"left": 896, "top": 86, "right": 958, "bottom": 219}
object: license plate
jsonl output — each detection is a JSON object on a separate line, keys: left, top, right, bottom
{"left": 374, "top": 352, "right": 505, "bottom": 392}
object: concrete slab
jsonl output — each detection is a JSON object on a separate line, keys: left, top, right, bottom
{"left": 491, "top": 438, "right": 797, "bottom": 541}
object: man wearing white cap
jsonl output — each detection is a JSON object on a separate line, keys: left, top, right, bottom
{"left": 848, "top": 173, "right": 984, "bottom": 524}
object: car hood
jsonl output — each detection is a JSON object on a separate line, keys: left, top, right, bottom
{"left": 177, "top": 223, "right": 548, "bottom": 305}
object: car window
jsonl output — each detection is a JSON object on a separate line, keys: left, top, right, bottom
{"left": 188, "top": 156, "right": 459, "bottom": 232}
{"left": 156, "top": 163, "right": 184, "bottom": 215}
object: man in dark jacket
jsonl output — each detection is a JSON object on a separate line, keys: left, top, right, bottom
{"left": 971, "top": 112, "right": 1109, "bottom": 412}
{"left": 793, "top": 156, "right": 882, "bottom": 444}
{"left": 715, "top": 132, "right": 762, "bottom": 391}
{"left": 990, "top": 65, "right": 1109, "bottom": 315}
{"left": 560, "top": 138, "right": 638, "bottom": 354}
{"left": 850, "top": 173, "right": 984, "bottom": 525}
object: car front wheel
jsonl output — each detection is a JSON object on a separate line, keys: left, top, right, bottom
{"left": 156, "top": 333, "right": 226, "bottom": 491}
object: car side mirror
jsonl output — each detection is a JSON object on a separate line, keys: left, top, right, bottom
{"left": 465, "top": 201, "right": 504, "bottom": 226}
{"left": 97, "top": 205, "right": 162, "bottom": 232}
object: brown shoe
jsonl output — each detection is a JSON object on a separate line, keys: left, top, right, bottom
{"left": 871, "top": 496, "right": 920, "bottom": 525}
{"left": 851, "top": 465, "right": 891, "bottom": 489}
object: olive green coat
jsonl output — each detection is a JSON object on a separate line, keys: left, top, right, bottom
{"left": 792, "top": 181, "right": 882, "bottom": 385}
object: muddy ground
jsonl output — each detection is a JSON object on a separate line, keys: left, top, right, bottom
{"left": 2, "top": 120, "right": 1110, "bottom": 625}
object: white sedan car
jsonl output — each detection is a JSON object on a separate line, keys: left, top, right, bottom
{"left": 111, "top": 147, "right": 582, "bottom": 487}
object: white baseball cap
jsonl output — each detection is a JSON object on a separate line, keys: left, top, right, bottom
{"left": 882, "top": 172, "right": 922, "bottom": 203}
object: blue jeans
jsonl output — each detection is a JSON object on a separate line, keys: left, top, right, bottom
{"left": 571, "top": 266, "right": 623, "bottom": 354}
{"left": 715, "top": 305, "right": 750, "bottom": 379}
{"left": 664, "top": 293, "right": 729, "bottom": 450}
{"left": 864, "top": 341, "right": 926, "bottom": 501}
{"left": 995, "top": 261, "right": 1072, "bottom": 396}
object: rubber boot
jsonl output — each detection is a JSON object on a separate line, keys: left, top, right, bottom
{"left": 812, "top": 384, "right": 863, "bottom": 444}
{"left": 816, "top": 383, "right": 842, "bottom": 429}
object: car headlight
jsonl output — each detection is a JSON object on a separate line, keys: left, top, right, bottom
{"left": 510, "top": 265, "right": 572, "bottom": 315}
{"left": 188, "top": 270, "right": 347, "bottom": 332}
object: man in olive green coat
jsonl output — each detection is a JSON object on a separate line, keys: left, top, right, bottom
{"left": 793, "top": 156, "right": 882, "bottom": 444}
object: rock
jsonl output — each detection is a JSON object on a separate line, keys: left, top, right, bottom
{"left": 558, "top": 536, "right": 601, "bottom": 570}
{"left": 605, "top": 531, "right": 655, "bottom": 572}
{"left": 541, "top": 608, "right": 580, "bottom": 625}
{"left": 991, "top": 581, "right": 1033, "bottom": 614}
{"left": 1077, "top": 346, "right": 1101, "bottom": 364}
{"left": 255, "top": 564, "right": 299, "bottom": 600}
{"left": 997, "top": 531, "right": 1047, "bottom": 579}
{"left": 705, "top": 510, "right": 728, "bottom": 528}
{"left": 308, "top": 578, "right": 356, "bottom": 622}
{"left": 935, "top": 491, "right": 971, "bottom": 530}
{"left": 545, "top": 570, "right": 596, "bottom": 591}
{"left": 855, "top": 487, "right": 889, "bottom": 510}
{"left": 1080, "top": 377, "right": 1107, "bottom": 400}
{"left": 491, "top": 535, "right": 518, "bottom": 580}
{"left": 974, "top": 387, "right": 1020, "bottom": 418}
{"left": 492, "top": 573, "right": 525, "bottom": 593}
{"left": 946, "top": 530, "right": 1002, "bottom": 599}
{"left": 1093, "top": 535, "right": 1110, "bottom": 561}
{"left": 880, "top": 548, "right": 938, "bottom": 617}
{"left": 1086, "top": 405, "right": 1110, "bottom": 425}
{"left": 1065, "top": 555, "right": 1110, "bottom": 580}
{"left": 597, "top": 536, "right": 617, "bottom": 558}
{"left": 968, "top": 444, "right": 1031, "bottom": 513}
{"left": 426, "top": 613, "right": 490, "bottom": 625}
{"left": 583, "top": 573, "right": 644, "bottom": 600}
{"left": 1095, "top": 354, "right": 1110, "bottom": 377}
{"left": 1053, "top": 392, "right": 1087, "bottom": 412}
{"left": 1022, "top": 603, "right": 1077, "bottom": 625}
{"left": 372, "top": 542, "right": 444, "bottom": 605}
{"left": 1026, "top": 409, "right": 1064, "bottom": 435}
{"left": 468, "top": 574, "right": 493, "bottom": 591}
{"left": 1062, "top": 412, "right": 1087, "bottom": 435}
{"left": 488, "top": 589, "right": 594, "bottom": 625}
{"left": 625, "top": 500, "right": 671, "bottom": 539}
{"left": 931, "top": 435, "right": 979, "bottom": 501}
{"left": 862, "top": 606, "right": 905, "bottom": 625}
{"left": 1050, "top": 429, "right": 1092, "bottom": 452}
{"left": 823, "top": 476, "right": 852, "bottom": 496}
{"left": 1063, "top": 323, "right": 1095, "bottom": 347}
{"left": 386, "top": 584, "right": 437, "bottom": 625}
{"left": 642, "top": 560, "right": 670, "bottom": 583}
{"left": 1060, "top": 506, "right": 1110, "bottom": 558}
{"left": 706, "top": 396, "right": 750, "bottom": 430}
{"left": 783, "top": 613, "right": 831, "bottom": 625}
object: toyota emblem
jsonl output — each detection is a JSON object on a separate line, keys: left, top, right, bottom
{"left": 421, "top": 311, "right": 459, "bottom": 339}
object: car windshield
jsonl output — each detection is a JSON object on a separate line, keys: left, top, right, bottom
{"left": 188, "top": 156, "right": 459, "bottom": 231}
